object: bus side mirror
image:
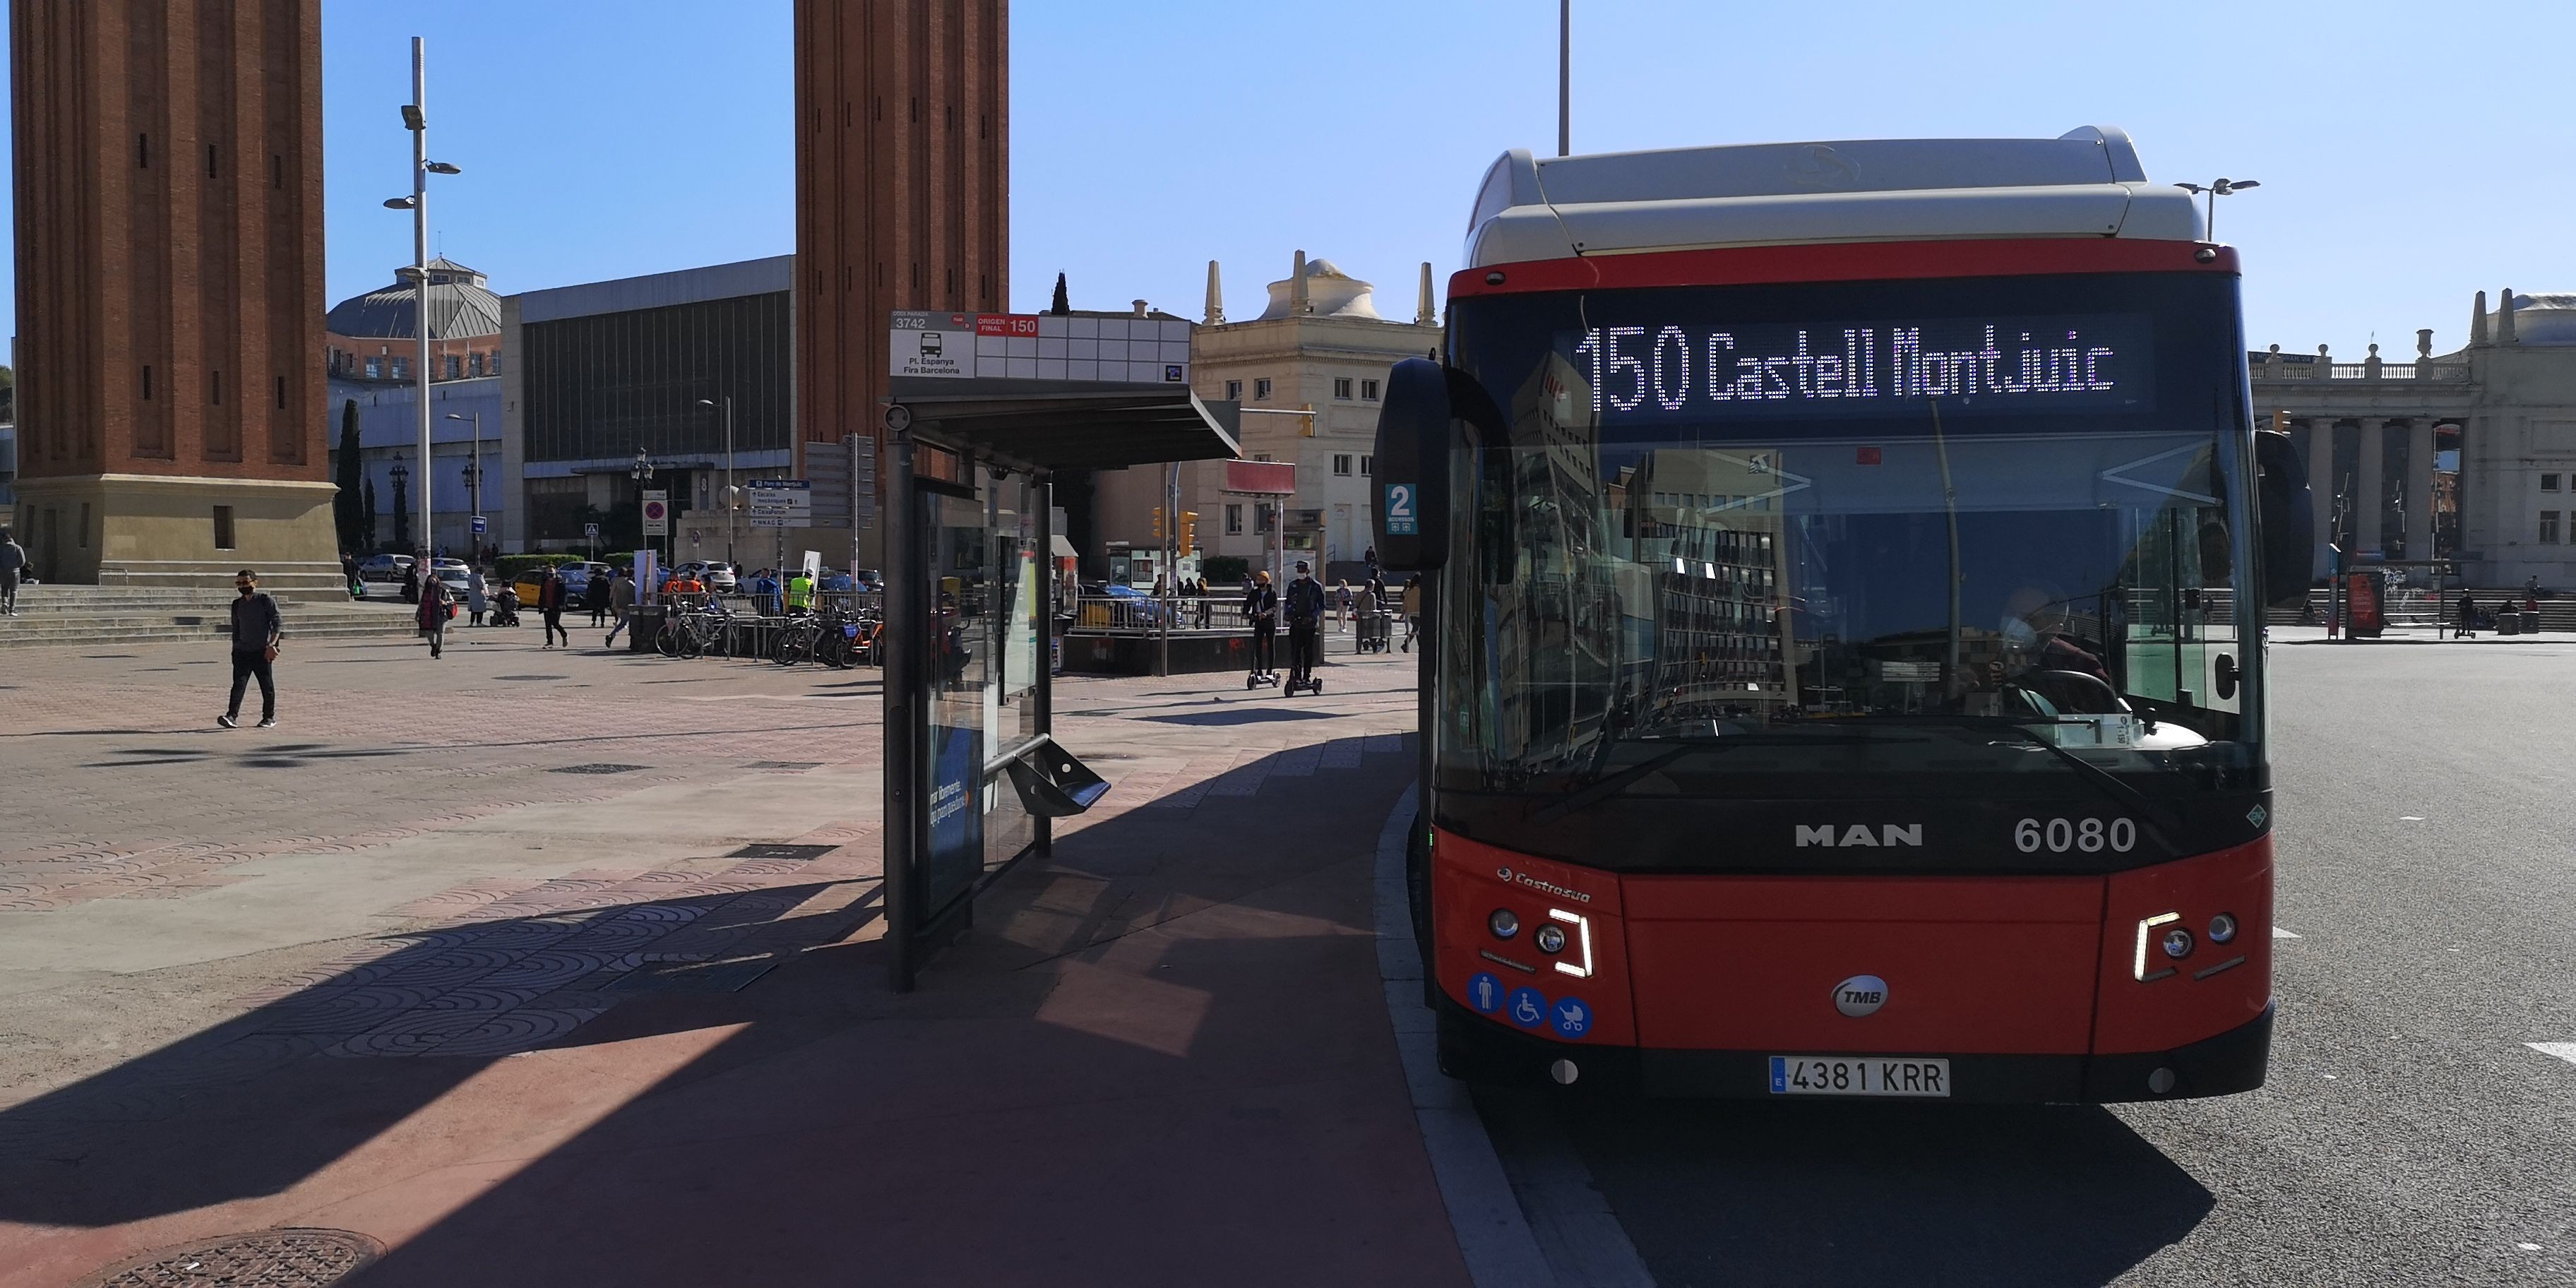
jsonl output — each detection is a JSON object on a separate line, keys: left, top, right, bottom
{"left": 2254, "top": 429, "right": 2315, "bottom": 608}
{"left": 1372, "top": 357, "right": 1451, "bottom": 570}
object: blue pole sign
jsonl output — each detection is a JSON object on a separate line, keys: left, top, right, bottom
{"left": 1382, "top": 483, "right": 1418, "bottom": 535}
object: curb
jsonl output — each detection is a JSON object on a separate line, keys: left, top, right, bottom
{"left": 1372, "top": 785, "right": 1553, "bottom": 1288}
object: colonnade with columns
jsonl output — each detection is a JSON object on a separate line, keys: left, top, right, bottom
{"left": 2294, "top": 416, "right": 2453, "bottom": 575}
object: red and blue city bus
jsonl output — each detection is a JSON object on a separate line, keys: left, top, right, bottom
{"left": 1373, "top": 127, "right": 2314, "bottom": 1102}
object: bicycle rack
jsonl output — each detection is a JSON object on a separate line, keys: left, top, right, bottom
{"left": 994, "top": 734, "right": 1110, "bottom": 818}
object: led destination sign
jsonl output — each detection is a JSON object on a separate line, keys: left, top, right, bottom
{"left": 1567, "top": 314, "right": 2154, "bottom": 422}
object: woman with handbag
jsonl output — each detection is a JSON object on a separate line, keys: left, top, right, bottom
{"left": 418, "top": 574, "right": 453, "bottom": 659}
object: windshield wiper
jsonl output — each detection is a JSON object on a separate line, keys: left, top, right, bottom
{"left": 1530, "top": 734, "right": 1887, "bottom": 825}
{"left": 1849, "top": 716, "right": 2186, "bottom": 851}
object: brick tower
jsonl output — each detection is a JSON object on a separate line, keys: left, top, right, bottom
{"left": 792, "top": 0, "right": 1008, "bottom": 568}
{"left": 8, "top": 0, "right": 338, "bottom": 594}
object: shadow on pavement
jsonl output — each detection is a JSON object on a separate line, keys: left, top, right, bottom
{"left": 1520, "top": 1092, "right": 2212, "bottom": 1287}
{"left": 1140, "top": 708, "right": 1347, "bottom": 726}
{"left": 0, "top": 876, "right": 879, "bottom": 1229}
{"left": 341, "top": 736, "right": 1446, "bottom": 1287}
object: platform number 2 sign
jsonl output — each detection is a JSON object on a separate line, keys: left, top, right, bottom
{"left": 1383, "top": 483, "right": 1418, "bottom": 536}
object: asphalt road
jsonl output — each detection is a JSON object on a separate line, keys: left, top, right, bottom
{"left": 1479, "top": 637, "right": 2576, "bottom": 1287}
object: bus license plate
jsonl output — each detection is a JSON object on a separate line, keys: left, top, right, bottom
{"left": 1768, "top": 1055, "right": 1951, "bottom": 1097}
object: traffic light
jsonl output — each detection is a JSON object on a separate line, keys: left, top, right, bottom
{"left": 1180, "top": 511, "right": 1199, "bottom": 551}
{"left": 1151, "top": 506, "right": 1164, "bottom": 540}
{"left": 2270, "top": 408, "right": 2291, "bottom": 432}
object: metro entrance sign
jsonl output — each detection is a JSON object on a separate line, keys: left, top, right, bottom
{"left": 748, "top": 478, "right": 811, "bottom": 530}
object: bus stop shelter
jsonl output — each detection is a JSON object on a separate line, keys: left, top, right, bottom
{"left": 878, "top": 359, "right": 1239, "bottom": 991}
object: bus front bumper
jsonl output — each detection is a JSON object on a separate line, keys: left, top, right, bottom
{"left": 1436, "top": 995, "right": 2274, "bottom": 1104}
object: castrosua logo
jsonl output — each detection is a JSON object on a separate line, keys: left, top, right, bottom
{"left": 1494, "top": 866, "right": 1593, "bottom": 905}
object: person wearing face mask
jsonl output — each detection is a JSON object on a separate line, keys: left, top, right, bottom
{"left": 1244, "top": 569, "right": 1278, "bottom": 682}
{"left": 219, "top": 569, "right": 283, "bottom": 728}
{"left": 1284, "top": 560, "right": 1328, "bottom": 689}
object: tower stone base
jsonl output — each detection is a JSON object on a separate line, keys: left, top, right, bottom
{"left": 11, "top": 474, "right": 345, "bottom": 600}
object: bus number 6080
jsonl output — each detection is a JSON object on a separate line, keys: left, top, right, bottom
{"left": 2014, "top": 816, "right": 2135, "bottom": 854}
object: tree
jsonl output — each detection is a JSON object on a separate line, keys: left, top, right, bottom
{"left": 1049, "top": 272, "right": 1069, "bottom": 315}
{"left": 362, "top": 477, "right": 379, "bottom": 550}
{"left": 333, "top": 398, "right": 363, "bottom": 552}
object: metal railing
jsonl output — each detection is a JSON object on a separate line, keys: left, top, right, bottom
{"left": 2254, "top": 361, "right": 2471, "bottom": 383}
{"left": 1065, "top": 592, "right": 1400, "bottom": 636}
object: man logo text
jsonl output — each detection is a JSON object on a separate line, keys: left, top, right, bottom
{"left": 1796, "top": 824, "right": 1923, "bottom": 848}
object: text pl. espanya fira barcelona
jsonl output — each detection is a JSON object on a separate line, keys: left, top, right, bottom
{"left": 1568, "top": 315, "right": 2151, "bottom": 419}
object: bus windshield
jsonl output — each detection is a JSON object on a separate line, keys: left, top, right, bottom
{"left": 1436, "top": 269, "right": 2266, "bottom": 852}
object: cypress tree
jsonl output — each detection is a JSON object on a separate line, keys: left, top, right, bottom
{"left": 1049, "top": 272, "right": 1069, "bottom": 315}
{"left": 362, "top": 477, "right": 379, "bottom": 549}
{"left": 333, "top": 398, "right": 363, "bottom": 552}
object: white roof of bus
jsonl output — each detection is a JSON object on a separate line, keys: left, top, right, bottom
{"left": 1465, "top": 126, "right": 2203, "bottom": 267}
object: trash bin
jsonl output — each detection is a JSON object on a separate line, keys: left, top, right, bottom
{"left": 629, "top": 604, "right": 665, "bottom": 652}
{"left": 2498, "top": 610, "right": 2521, "bottom": 636}
{"left": 2523, "top": 610, "right": 2541, "bottom": 634}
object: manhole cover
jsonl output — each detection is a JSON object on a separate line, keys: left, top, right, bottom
{"left": 550, "top": 763, "right": 650, "bottom": 775}
{"left": 493, "top": 674, "right": 569, "bottom": 681}
{"left": 727, "top": 843, "right": 835, "bottom": 861}
{"left": 74, "top": 1227, "right": 383, "bottom": 1287}
{"left": 744, "top": 760, "right": 824, "bottom": 770}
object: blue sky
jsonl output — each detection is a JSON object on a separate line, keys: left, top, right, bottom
{"left": 0, "top": 1, "right": 2567, "bottom": 359}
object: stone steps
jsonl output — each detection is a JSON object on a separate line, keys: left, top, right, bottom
{"left": 0, "top": 591, "right": 422, "bottom": 649}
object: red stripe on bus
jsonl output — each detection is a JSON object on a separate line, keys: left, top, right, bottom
{"left": 1450, "top": 238, "right": 2236, "bottom": 299}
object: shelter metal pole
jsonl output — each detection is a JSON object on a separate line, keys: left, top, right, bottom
{"left": 1034, "top": 471, "right": 1054, "bottom": 858}
{"left": 883, "top": 428, "right": 921, "bottom": 992}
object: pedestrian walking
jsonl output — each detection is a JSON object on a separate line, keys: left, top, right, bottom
{"left": 417, "top": 573, "right": 453, "bottom": 658}
{"left": 1246, "top": 570, "right": 1278, "bottom": 677}
{"left": 465, "top": 566, "right": 489, "bottom": 627}
{"left": 0, "top": 527, "right": 24, "bottom": 614}
{"left": 537, "top": 565, "right": 571, "bottom": 649}
{"left": 605, "top": 568, "right": 638, "bottom": 647}
{"left": 1401, "top": 575, "right": 1421, "bottom": 652}
{"left": 1335, "top": 579, "right": 1354, "bottom": 633}
{"left": 400, "top": 562, "right": 420, "bottom": 605}
{"left": 583, "top": 571, "right": 611, "bottom": 626}
{"left": 217, "top": 568, "right": 283, "bottom": 728}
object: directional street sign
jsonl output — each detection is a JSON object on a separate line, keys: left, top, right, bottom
{"left": 470, "top": 514, "right": 487, "bottom": 536}
{"left": 748, "top": 479, "right": 811, "bottom": 530}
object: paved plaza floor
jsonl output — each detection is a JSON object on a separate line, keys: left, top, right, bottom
{"left": 0, "top": 628, "right": 1453, "bottom": 1287}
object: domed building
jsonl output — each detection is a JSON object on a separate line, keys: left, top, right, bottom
{"left": 2251, "top": 286, "right": 2576, "bottom": 588}
{"left": 325, "top": 256, "right": 504, "bottom": 383}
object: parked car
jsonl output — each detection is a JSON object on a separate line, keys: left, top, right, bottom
{"left": 671, "top": 560, "right": 739, "bottom": 592}
{"left": 357, "top": 554, "right": 415, "bottom": 583}
{"left": 1078, "top": 581, "right": 1166, "bottom": 628}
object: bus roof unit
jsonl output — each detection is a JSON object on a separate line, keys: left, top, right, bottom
{"left": 1465, "top": 126, "right": 2203, "bottom": 268}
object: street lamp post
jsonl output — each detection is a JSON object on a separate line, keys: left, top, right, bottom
{"left": 631, "top": 448, "right": 658, "bottom": 573}
{"left": 383, "top": 36, "right": 463, "bottom": 566}
{"left": 446, "top": 410, "right": 481, "bottom": 559}
{"left": 696, "top": 396, "right": 735, "bottom": 568}
{"left": 388, "top": 455, "right": 411, "bottom": 556}
{"left": 2175, "top": 177, "right": 2260, "bottom": 241}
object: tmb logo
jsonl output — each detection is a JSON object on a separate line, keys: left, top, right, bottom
{"left": 1834, "top": 974, "right": 1889, "bottom": 1018}
{"left": 1796, "top": 824, "right": 1923, "bottom": 848}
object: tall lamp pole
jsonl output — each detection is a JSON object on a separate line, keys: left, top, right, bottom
{"left": 446, "top": 410, "right": 481, "bottom": 557}
{"left": 2175, "top": 177, "right": 2260, "bottom": 241}
{"left": 384, "top": 35, "right": 461, "bottom": 563}
{"left": 1558, "top": 0, "right": 1571, "bottom": 157}
{"left": 697, "top": 396, "right": 735, "bottom": 568}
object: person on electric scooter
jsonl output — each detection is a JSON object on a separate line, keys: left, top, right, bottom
{"left": 1284, "top": 560, "right": 1327, "bottom": 688}
{"left": 1246, "top": 570, "right": 1278, "bottom": 680}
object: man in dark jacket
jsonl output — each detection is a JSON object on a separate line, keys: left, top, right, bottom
{"left": 1284, "top": 560, "right": 1327, "bottom": 686}
{"left": 220, "top": 568, "right": 283, "bottom": 728}
{"left": 537, "top": 566, "right": 571, "bottom": 649}
{"left": 0, "top": 527, "right": 24, "bottom": 614}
